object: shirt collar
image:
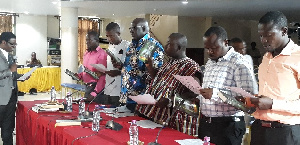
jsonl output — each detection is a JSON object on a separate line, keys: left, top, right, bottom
{"left": 219, "top": 47, "right": 235, "bottom": 61}
{"left": 132, "top": 33, "right": 150, "bottom": 44}
{"left": 265, "top": 39, "right": 295, "bottom": 58}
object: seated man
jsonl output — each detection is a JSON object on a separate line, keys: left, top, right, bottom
{"left": 26, "top": 52, "right": 42, "bottom": 67}
{"left": 136, "top": 33, "right": 202, "bottom": 136}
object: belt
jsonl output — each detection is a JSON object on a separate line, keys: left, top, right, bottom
{"left": 201, "top": 115, "right": 244, "bottom": 123}
{"left": 259, "top": 120, "right": 290, "bottom": 128}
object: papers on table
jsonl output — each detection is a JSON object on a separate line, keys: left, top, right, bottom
{"left": 107, "top": 112, "right": 134, "bottom": 118}
{"left": 135, "top": 120, "right": 163, "bottom": 129}
{"left": 90, "top": 64, "right": 108, "bottom": 73}
{"left": 128, "top": 94, "right": 157, "bottom": 104}
{"left": 225, "top": 87, "right": 256, "bottom": 98}
{"left": 173, "top": 75, "right": 202, "bottom": 95}
{"left": 55, "top": 120, "right": 81, "bottom": 127}
{"left": 175, "top": 139, "right": 204, "bottom": 145}
{"left": 17, "top": 66, "right": 38, "bottom": 81}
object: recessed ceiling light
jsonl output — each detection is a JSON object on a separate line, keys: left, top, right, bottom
{"left": 112, "top": 14, "right": 115, "bottom": 15}
{"left": 182, "top": 0, "right": 188, "bottom": 4}
{"left": 24, "top": 11, "right": 29, "bottom": 14}
{"left": 153, "top": 9, "right": 157, "bottom": 11}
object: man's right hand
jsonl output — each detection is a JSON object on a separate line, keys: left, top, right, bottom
{"left": 111, "top": 59, "right": 122, "bottom": 69}
{"left": 10, "top": 63, "right": 17, "bottom": 72}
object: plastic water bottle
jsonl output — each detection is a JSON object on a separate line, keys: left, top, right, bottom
{"left": 50, "top": 86, "right": 56, "bottom": 102}
{"left": 78, "top": 97, "right": 85, "bottom": 116}
{"left": 203, "top": 136, "right": 210, "bottom": 145}
{"left": 92, "top": 105, "right": 101, "bottom": 132}
{"left": 65, "top": 92, "right": 72, "bottom": 112}
{"left": 129, "top": 120, "right": 139, "bottom": 145}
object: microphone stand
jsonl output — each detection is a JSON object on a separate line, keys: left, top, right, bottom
{"left": 105, "top": 108, "right": 123, "bottom": 131}
{"left": 148, "top": 98, "right": 185, "bottom": 145}
{"left": 84, "top": 79, "right": 115, "bottom": 118}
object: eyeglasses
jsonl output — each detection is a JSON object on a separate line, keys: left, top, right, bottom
{"left": 129, "top": 26, "right": 143, "bottom": 30}
{"left": 7, "top": 42, "right": 17, "bottom": 46}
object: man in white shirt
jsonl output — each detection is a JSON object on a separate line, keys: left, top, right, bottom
{"left": 103, "top": 22, "right": 130, "bottom": 106}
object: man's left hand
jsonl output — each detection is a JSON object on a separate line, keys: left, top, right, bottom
{"left": 250, "top": 95, "right": 273, "bottom": 110}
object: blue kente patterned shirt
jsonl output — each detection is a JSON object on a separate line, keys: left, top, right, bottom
{"left": 120, "top": 33, "right": 164, "bottom": 104}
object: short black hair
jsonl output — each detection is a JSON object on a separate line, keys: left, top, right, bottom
{"left": 230, "top": 37, "right": 243, "bottom": 45}
{"left": 259, "top": 11, "right": 287, "bottom": 29}
{"left": 0, "top": 32, "right": 16, "bottom": 42}
{"left": 105, "top": 22, "right": 120, "bottom": 32}
{"left": 204, "top": 26, "right": 227, "bottom": 40}
{"left": 87, "top": 31, "right": 99, "bottom": 42}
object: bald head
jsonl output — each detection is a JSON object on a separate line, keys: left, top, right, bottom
{"left": 130, "top": 18, "right": 150, "bottom": 40}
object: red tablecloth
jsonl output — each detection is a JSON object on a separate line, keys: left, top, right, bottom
{"left": 16, "top": 100, "right": 200, "bottom": 145}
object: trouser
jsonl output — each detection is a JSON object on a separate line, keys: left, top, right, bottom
{"left": 0, "top": 88, "right": 18, "bottom": 145}
{"left": 95, "top": 94, "right": 120, "bottom": 107}
{"left": 251, "top": 120, "right": 300, "bottom": 145}
{"left": 198, "top": 116, "right": 246, "bottom": 145}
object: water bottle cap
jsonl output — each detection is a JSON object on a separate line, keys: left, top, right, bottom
{"left": 204, "top": 136, "right": 210, "bottom": 142}
{"left": 131, "top": 120, "right": 136, "bottom": 124}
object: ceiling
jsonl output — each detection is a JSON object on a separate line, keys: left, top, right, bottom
{"left": 1, "top": 0, "right": 300, "bottom": 21}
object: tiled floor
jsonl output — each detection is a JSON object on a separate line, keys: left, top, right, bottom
{"left": 0, "top": 92, "right": 53, "bottom": 145}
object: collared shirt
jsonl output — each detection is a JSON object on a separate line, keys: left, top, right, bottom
{"left": 199, "top": 47, "right": 258, "bottom": 117}
{"left": 0, "top": 48, "right": 8, "bottom": 60}
{"left": 120, "top": 33, "right": 164, "bottom": 103}
{"left": 253, "top": 40, "right": 300, "bottom": 125}
{"left": 78, "top": 46, "right": 107, "bottom": 96}
{"left": 136, "top": 57, "right": 201, "bottom": 123}
{"left": 104, "top": 40, "right": 130, "bottom": 96}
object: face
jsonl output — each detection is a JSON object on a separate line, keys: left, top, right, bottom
{"left": 165, "top": 37, "right": 179, "bottom": 58}
{"left": 31, "top": 53, "right": 36, "bottom": 59}
{"left": 203, "top": 34, "right": 228, "bottom": 61}
{"left": 129, "top": 21, "right": 145, "bottom": 41}
{"left": 258, "top": 22, "right": 286, "bottom": 52}
{"left": 86, "top": 35, "right": 98, "bottom": 51}
{"left": 4, "top": 38, "right": 17, "bottom": 52}
{"left": 232, "top": 42, "right": 246, "bottom": 55}
{"left": 106, "top": 30, "right": 121, "bottom": 45}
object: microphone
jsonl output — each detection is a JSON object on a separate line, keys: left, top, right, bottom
{"left": 105, "top": 107, "right": 123, "bottom": 131}
{"left": 85, "top": 79, "right": 116, "bottom": 118}
{"left": 148, "top": 94, "right": 185, "bottom": 145}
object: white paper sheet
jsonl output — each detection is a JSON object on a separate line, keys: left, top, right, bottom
{"left": 107, "top": 112, "right": 134, "bottom": 118}
{"left": 17, "top": 66, "right": 38, "bottom": 81}
{"left": 226, "top": 87, "right": 256, "bottom": 98}
{"left": 173, "top": 75, "right": 202, "bottom": 95}
{"left": 175, "top": 139, "right": 204, "bottom": 145}
{"left": 136, "top": 120, "right": 163, "bottom": 129}
{"left": 129, "top": 94, "right": 157, "bottom": 104}
{"left": 90, "top": 64, "right": 107, "bottom": 73}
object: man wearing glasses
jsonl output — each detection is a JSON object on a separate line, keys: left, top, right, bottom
{"left": 119, "top": 18, "right": 164, "bottom": 112}
{"left": 0, "top": 32, "right": 22, "bottom": 145}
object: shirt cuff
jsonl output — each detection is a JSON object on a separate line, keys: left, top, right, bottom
{"left": 211, "top": 88, "right": 219, "bottom": 99}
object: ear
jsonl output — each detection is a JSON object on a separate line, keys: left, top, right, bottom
{"left": 224, "top": 39, "right": 229, "bottom": 47}
{"left": 1, "top": 40, "right": 6, "bottom": 45}
{"left": 282, "top": 26, "right": 288, "bottom": 36}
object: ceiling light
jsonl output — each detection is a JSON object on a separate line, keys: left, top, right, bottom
{"left": 112, "top": 14, "right": 115, "bottom": 15}
{"left": 52, "top": 2, "right": 58, "bottom": 4}
{"left": 24, "top": 11, "right": 29, "bottom": 15}
{"left": 182, "top": 0, "right": 188, "bottom": 4}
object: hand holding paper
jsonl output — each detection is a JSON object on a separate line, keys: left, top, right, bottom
{"left": 128, "top": 94, "right": 157, "bottom": 104}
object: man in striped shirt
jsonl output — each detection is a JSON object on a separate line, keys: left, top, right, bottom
{"left": 136, "top": 33, "right": 202, "bottom": 136}
{"left": 198, "top": 26, "right": 258, "bottom": 145}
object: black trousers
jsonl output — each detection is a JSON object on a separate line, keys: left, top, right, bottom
{"left": 251, "top": 120, "right": 300, "bottom": 145}
{"left": 198, "top": 117, "right": 246, "bottom": 145}
{"left": 0, "top": 88, "right": 18, "bottom": 145}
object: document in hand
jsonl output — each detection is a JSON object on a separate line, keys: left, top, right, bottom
{"left": 128, "top": 94, "right": 157, "bottom": 104}
{"left": 90, "top": 64, "right": 108, "bottom": 73}
{"left": 173, "top": 75, "right": 202, "bottom": 95}
{"left": 225, "top": 87, "right": 256, "bottom": 98}
{"left": 17, "top": 66, "right": 38, "bottom": 81}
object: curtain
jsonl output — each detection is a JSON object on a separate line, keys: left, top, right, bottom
{"left": 0, "top": 16, "right": 12, "bottom": 34}
{"left": 78, "top": 18, "right": 99, "bottom": 64}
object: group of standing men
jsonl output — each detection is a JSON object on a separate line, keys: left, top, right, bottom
{"left": 0, "top": 10, "right": 299, "bottom": 145}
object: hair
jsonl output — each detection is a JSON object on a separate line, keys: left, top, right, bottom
{"left": 259, "top": 11, "right": 287, "bottom": 29}
{"left": 105, "top": 22, "right": 120, "bottom": 33}
{"left": 87, "top": 31, "right": 99, "bottom": 42}
{"left": 0, "top": 32, "right": 16, "bottom": 42}
{"left": 204, "top": 26, "right": 228, "bottom": 40}
{"left": 251, "top": 42, "right": 256, "bottom": 46}
{"left": 169, "top": 33, "right": 187, "bottom": 49}
{"left": 230, "top": 37, "right": 243, "bottom": 45}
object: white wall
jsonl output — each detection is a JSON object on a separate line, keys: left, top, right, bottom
{"left": 47, "top": 15, "right": 60, "bottom": 39}
{"left": 16, "top": 14, "right": 48, "bottom": 66}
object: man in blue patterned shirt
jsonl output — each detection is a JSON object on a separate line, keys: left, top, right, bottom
{"left": 198, "top": 26, "right": 258, "bottom": 145}
{"left": 120, "top": 18, "right": 164, "bottom": 112}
